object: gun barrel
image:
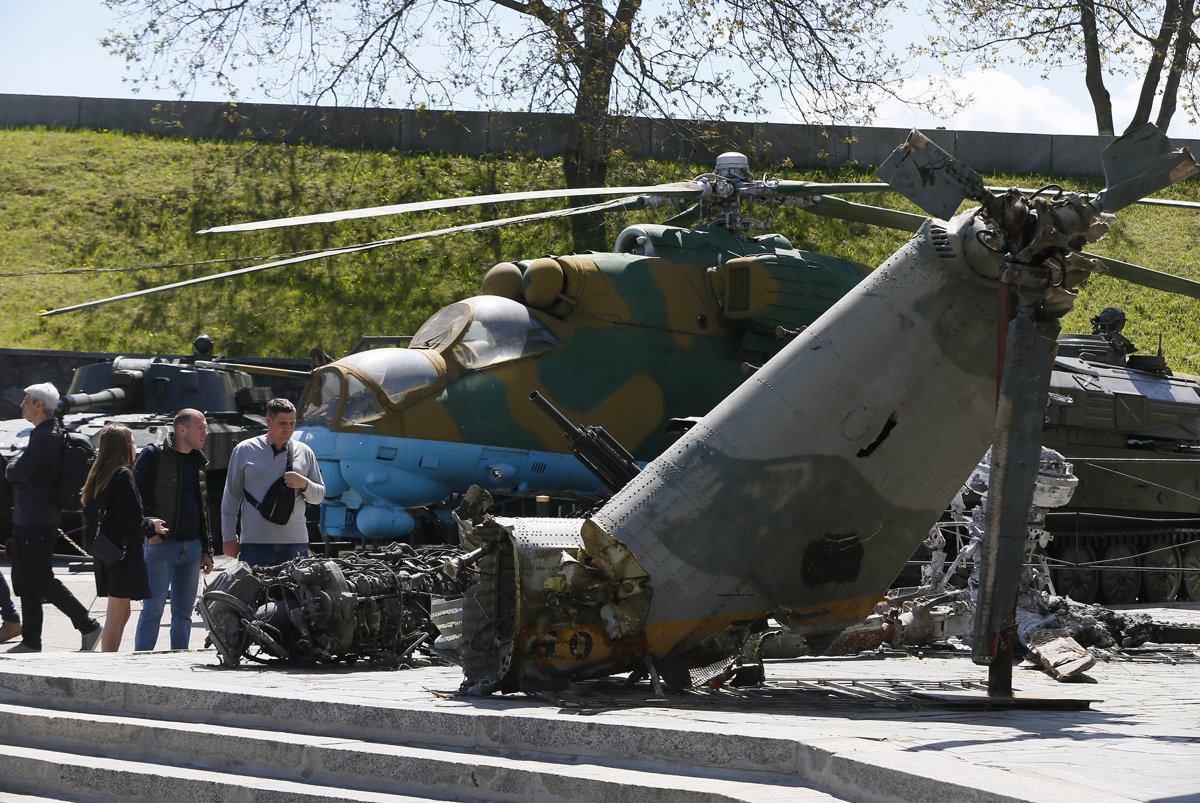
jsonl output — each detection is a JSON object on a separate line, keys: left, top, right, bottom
{"left": 528, "top": 391, "right": 583, "bottom": 438}
{"left": 528, "top": 391, "right": 639, "bottom": 494}
{"left": 58, "top": 387, "right": 130, "bottom": 414}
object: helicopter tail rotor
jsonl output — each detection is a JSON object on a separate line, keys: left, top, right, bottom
{"left": 875, "top": 127, "right": 1200, "bottom": 690}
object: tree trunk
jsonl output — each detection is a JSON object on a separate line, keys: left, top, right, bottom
{"left": 563, "top": 103, "right": 611, "bottom": 252}
{"left": 1157, "top": 0, "right": 1197, "bottom": 131}
{"left": 563, "top": 23, "right": 625, "bottom": 253}
{"left": 558, "top": 0, "right": 640, "bottom": 253}
{"left": 1126, "top": 0, "right": 1181, "bottom": 132}
{"left": 1079, "top": 0, "right": 1115, "bottom": 135}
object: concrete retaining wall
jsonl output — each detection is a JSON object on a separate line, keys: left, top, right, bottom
{"left": 5, "top": 93, "right": 1195, "bottom": 178}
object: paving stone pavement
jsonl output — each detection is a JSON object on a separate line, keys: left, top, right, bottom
{"left": 0, "top": 556, "right": 1198, "bottom": 801}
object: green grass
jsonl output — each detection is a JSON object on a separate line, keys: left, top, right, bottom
{"left": 2, "top": 127, "right": 1200, "bottom": 371}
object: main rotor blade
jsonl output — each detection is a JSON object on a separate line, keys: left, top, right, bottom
{"left": 769, "top": 180, "right": 894, "bottom": 196}
{"left": 791, "top": 195, "right": 926, "bottom": 232}
{"left": 195, "top": 360, "right": 311, "bottom": 378}
{"left": 198, "top": 182, "right": 705, "bottom": 234}
{"left": 41, "top": 195, "right": 650, "bottom": 317}
{"left": 1084, "top": 252, "right": 1200, "bottom": 300}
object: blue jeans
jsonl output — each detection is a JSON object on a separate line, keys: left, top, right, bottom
{"left": 135, "top": 539, "right": 202, "bottom": 651}
{"left": 238, "top": 542, "right": 309, "bottom": 568}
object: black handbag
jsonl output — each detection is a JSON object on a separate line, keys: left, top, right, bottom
{"left": 244, "top": 443, "right": 299, "bottom": 525}
{"left": 88, "top": 506, "right": 125, "bottom": 566}
{"left": 89, "top": 531, "right": 125, "bottom": 566}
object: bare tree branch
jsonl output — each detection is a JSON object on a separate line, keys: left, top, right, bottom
{"left": 924, "top": 0, "right": 1200, "bottom": 134}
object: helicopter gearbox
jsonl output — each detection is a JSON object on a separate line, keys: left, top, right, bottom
{"left": 454, "top": 489, "right": 652, "bottom": 694}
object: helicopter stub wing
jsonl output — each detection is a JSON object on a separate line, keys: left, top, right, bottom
{"left": 197, "top": 181, "right": 707, "bottom": 234}
{"left": 40, "top": 195, "right": 651, "bottom": 317}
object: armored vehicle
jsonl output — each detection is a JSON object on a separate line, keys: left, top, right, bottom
{"left": 0, "top": 337, "right": 273, "bottom": 539}
{"left": 1042, "top": 309, "right": 1200, "bottom": 604}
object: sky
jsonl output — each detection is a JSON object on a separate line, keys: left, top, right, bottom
{"left": 2, "top": 1, "right": 1198, "bottom": 140}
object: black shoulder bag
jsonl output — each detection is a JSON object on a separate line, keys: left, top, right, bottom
{"left": 244, "top": 443, "right": 299, "bottom": 525}
{"left": 88, "top": 494, "right": 126, "bottom": 567}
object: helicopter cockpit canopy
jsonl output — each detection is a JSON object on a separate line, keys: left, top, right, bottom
{"left": 411, "top": 295, "right": 560, "bottom": 370}
{"left": 301, "top": 347, "right": 440, "bottom": 427}
{"left": 301, "top": 296, "right": 561, "bottom": 428}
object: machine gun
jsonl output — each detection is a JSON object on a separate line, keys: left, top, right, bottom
{"left": 529, "top": 391, "right": 640, "bottom": 495}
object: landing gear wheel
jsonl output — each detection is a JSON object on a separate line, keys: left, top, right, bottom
{"left": 1100, "top": 542, "right": 1139, "bottom": 605}
{"left": 1183, "top": 543, "right": 1200, "bottom": 602}
{"left": 1141, "top": 542, "right": 1182, "bottom": 603}
{"left": 1054, "top": 543, "right": 1099, "bottom": 603}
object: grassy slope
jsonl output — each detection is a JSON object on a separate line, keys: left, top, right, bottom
{"left": 2, "top": 128, "right": 1199, "bottom": 371}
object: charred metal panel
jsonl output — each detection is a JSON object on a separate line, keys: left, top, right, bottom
{"left": 801, "top": 535, "right": 865, "bottom": 586}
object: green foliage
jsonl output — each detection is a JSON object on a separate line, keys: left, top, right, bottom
{"left": 2, "top": 128, "right": 1199, "bottom": 373}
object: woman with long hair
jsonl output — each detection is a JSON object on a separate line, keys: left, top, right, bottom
{"left": 81, "top": 424, "right": 166, "bottom": 651}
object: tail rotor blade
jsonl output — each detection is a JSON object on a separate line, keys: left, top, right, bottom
{"left": 1084, "top": 252, "right": 1200, "bottom": 300}
{"left": 1094, "top": 124, "right": 1200, "bottom": 213}
{"left": 878, "top": 129, "right": 994, "bottom": 219}
{"left": 972, "top": 300, "right": 1062, "bottom": 671}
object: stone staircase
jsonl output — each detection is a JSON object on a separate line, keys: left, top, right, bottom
{"left": 0, "top": 669, "right": 847, "bottom": 802}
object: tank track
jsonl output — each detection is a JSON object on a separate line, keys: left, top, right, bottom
{"left": 1046, "top": 526, "right": 1200, "bottom": 604}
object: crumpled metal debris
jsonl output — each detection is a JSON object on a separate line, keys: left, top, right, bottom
{"left": 863, "top": 447, "right": 1167, "bottom": 679}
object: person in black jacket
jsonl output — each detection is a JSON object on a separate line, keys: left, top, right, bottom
{"left": 132, "top": 409, "right": 213, "bottom": 651}
{"left": 81, "top": 423, "right": 166, "bottom": 652}
{"left": 5, "top": 383, "right": 101, "bottom": 653}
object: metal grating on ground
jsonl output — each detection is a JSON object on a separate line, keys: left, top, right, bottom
{"left": 539, "top": 676, "right": 1096, "bottom": 712}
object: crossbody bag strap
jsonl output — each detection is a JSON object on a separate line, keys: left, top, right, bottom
{"left": 95, "top": 485, "right": 113, "bottom": 542}
{"left": 244, "top": 443, "right": 294, "bottom": 509}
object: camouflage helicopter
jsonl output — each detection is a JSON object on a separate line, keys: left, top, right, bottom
{"left": 189, "top": 127, "right": 1200, "bottom": 694}
{"left": 43, "top": 154, "right": 929, "bottom": 541}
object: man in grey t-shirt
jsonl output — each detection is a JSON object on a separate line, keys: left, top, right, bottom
{"left": 221, "top": 398, "right": 325, "bottom": 567}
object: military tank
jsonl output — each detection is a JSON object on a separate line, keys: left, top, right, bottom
{"left": 1042, "top": 308, "right": 1200, "bottom": 604}
{"left": 0, "top": 335, "right": 273, "bottom": 541}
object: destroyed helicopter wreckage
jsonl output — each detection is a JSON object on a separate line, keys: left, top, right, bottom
{"left": 849, "top": 447, "right": 1165, "bottom": 681}
{"left": 195, "top": 127, "right": 1200, "bottom": 693}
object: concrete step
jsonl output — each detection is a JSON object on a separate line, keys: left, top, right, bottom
{"left": 0, "top": 702, "right": 844, "bottom": 802}
{"left": 0, "top": 744, "right": 425, "bottom": 802}
{"left": 0, "top": 667, "right": 838, "bottom": 787}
